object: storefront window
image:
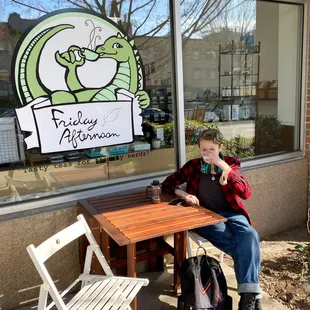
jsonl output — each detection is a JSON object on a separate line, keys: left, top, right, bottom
{"left": 181, "top": 0, "right": 303, "bottom": 161}
{"left": 0, "top": 0, "right": 175, "bottom": 204}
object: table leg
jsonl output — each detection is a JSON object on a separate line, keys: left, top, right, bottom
{"left": 116, "top": 245, "right": 127, "bottom": 275}
{"left": 101, "top": 229, "right": 111, "bottom": 266}
{"left": 174, "top": 231, "right": 186, "bottom": 293}
{"left": 127, "top": 243, "right": 137, "bottom": 310}
{"left": 149, "top": 238, "right": 158, "bottom": 271}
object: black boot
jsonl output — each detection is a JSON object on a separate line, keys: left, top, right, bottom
{"left": 255, "top": 299, "right": 262, "bottom": 310}
{"left": 238, "top": 293, "right": 256, "bottom": 310}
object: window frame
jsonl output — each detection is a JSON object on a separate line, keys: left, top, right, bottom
{"left": 0, "top": 0, "right": 308, "bottom": 216}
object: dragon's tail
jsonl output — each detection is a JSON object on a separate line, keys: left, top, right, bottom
{"left": 18, "top": 24, "right": 74, "bottom": 104}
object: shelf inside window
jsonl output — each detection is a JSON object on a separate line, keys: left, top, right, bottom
{"left": 220, "top": 73, "right": 258, "bottom": 77}
{"left": 220, "top": 96, "right": 256, "bottom": 100}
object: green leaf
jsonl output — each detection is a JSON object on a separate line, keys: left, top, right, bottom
{"left": 295, "top": 245, "right": 306, "bottom": 252}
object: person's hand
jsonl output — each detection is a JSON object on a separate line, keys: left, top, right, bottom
{"left": 203, "top": 152, "right": 230, "bottom": 172}
{"left": 203, "top": 152, "right": 221, "bottom": 165}
{"left": 184, "top": 194, "right": 199, "bottom": 205}
{"left": 175, "top": 189, "right": 199, "bottom": 205}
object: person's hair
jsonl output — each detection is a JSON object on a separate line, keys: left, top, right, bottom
{"left": 198, "top": 129, "right": 224, "bottom": 146}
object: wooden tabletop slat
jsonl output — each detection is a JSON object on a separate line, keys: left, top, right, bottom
{"left": 93, "top": 196, "right": 177, "bottom": 214}
{"left": 79, "top": 191, "right": 226, "bottom": 246}
{"left": 90, "top": 197, "right": 151, "bottom": 210}
{"left": 88, "top": 190, "right": 174, "bottom": 207}
{"left": 102, "top": 204, "right": 170, "bottom": 217}
{"left": 78, "top": 200, "right": 130, "bottom": 245}
{"left": 107, "top": 208, "right": 203, "bottom": 229}
{"left": 103, "top": 204, "right": 195, "bottom": 220}
{"left": 125, "top": 217, "right": 222, "bottom": 243}
{"left": 94, "top": 201, "right": 152, "bottom": 213}
{"left": 122, "top": 214, "right": 211, "bottom": 236}
{"left": 107, "top": 206, "right": 199, "bottom": 223}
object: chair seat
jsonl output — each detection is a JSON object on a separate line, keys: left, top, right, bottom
{"left": 26, "top": 215, "right": 149, "bottom": 310}
{"left": 188, "top": 231, "right": 216, "bottom": 249}
{"left": 187, "top": 231, "right": 225, "bottom": 262}
{"left": 67, "top": 276, "right": 146, "bottom": 310}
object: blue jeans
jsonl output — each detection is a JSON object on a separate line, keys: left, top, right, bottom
{"left": 195, "top": 210, "right": 262, "bottom": 296}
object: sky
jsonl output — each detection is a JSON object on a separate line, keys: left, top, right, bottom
{"left": 0, "top": 0, "right": 258, "bottom": 39}
{"left": 1, "top": 0, "right": 171, "bottom": 37}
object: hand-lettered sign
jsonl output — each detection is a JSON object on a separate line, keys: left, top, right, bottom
{"left": 13, "top": 9, "right": 150, "bottom": 153}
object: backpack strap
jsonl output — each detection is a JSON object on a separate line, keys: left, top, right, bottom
{"left": 208, "top": 257, "right": 229, "bottom": 306}
{"left": 215, "top": 263, "right": 228, "bottom": 297}
{"left": 196, "top": 246, "right": 207, "bottom": 257}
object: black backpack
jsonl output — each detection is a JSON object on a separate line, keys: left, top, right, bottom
{"left": 177, "top": 247, "right": 232, "bottom": 310}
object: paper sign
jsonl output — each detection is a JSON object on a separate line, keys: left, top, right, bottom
{"left": 12, "top": 10, "right": 150, "bottom": 154}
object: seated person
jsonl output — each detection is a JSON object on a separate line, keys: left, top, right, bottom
{"left": 161, "top": 128, "right": 262, "bottom": 310}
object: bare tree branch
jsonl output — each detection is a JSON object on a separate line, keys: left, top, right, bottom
{"left": 35, "top": 0, "right": 47, "bottom": 12}
{"left": 81, "top": 0, "right": 95, "bottom": 12}
{"left": 126, "top": 0, "right": 133, "bottom": 33}
{"left": 133, "top": 0, "right": 157, "bottom": 36}
{"left": 182, "top": 0, "right": 217, "bottom": 38}
{"left": 184, "top": 0, "right": 231, "bottom": 39}
{"left": 135, "top": 16, "right": 169, "bottom": 38}
{"left": 131, "top": 0, "right": 153, "bottom": 15}
{"left": 195, "top": 1, "right": 229, "bottom": 32}
{"left": 65, "top": 0, "right": 87, "bottom": 10}
{"left": 11, "top": 0, "right": 254, "bottom": 75}
{"left": 93, "top": 0, "right": 104, "bottom": 14}
{"left": 182, "top": 3, "right": 212, "bottom": 37}
{"left": 118, "top": 0, "right": 124, "bottom": 17}
{"left": 12, "top": 0, "right": 48, "bottom": 13}
{"left": 180, "top": 1, "right": 200, "bottom": 28}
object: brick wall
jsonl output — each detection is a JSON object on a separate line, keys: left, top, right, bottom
{"left": 305, "top": 3, "right": 310, "bottom": 227}
{"left": 307, "top": 3, "right": 310, "bottom": 214}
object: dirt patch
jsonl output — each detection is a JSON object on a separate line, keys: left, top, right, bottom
{"left": 225, "top": 223, "right": 310, "bottom": 309}
{"left": 260, "top": 223, "right": 310, "bottom": 309}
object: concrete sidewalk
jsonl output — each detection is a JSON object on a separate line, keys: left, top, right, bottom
{"left": 14, "top": 260, "right": 288, "bottom": 310}
{"left": 13, "top": 240, "right": 288, "bottom": 310}
{"left": 137, "top": 261, "right": 289, "bottom": 310}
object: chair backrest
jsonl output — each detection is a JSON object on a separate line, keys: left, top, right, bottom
{"left": 184, "top": 109, "right": 195, "bottom": 120}
{"left": 5, "top": 176, "right": 51, "bottom": 201}
{"left": 194, "top": 106, "right": 206, "bottom": 121}
{"left": 26, "top": 215, "right": 113, "bottom": 309}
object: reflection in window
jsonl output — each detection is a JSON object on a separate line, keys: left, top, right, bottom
{"left": 193, "top": 68, "right": 202, "bottom": 80}
{"left": 144, "top": 64, "right": 150, "bottom": 76}
{"left": 182, "top": 0, "right": 303, "bottom": 161}
{"left": 0, "top": 0, "right": 175, "bottom": 205}
{"left": 150, "top": 62, "right": 156, "bottom": 74}
{"left": 193, "top": 50, "right": 200, "bottom": 60}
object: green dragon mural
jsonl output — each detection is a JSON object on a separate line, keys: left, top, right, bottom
{"left": 18, "top": 24, "right": 150, "bottom": 108}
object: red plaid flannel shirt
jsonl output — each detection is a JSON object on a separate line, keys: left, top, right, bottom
{"left": 161, "top": 156, "right": 252, "bottom": 224}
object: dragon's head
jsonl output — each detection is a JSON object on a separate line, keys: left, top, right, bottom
{"left": 96, "top": 32, "right": 135, "bottom": 62}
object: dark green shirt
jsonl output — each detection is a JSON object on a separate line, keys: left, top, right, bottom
{"left": 198, "top": 173, "right": 231, "bottom": 212}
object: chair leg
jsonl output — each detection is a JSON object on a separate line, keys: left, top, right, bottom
{"left": 186, "top": 231, "right": 192, "bottom": 258}
{"left": 219, "top": 251, "right": 224, "bottom": 263}
{"left": 37, "top": 284, "right": 49, "bottom": 310}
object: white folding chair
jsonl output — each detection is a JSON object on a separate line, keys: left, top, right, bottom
{"left": 26, "top": 214, "right": 149, "bottom": 310}
{"left": 5, "top": 175, "right": 52, "bottom": 202}
{"left": 187, "top": 231, "right": 225, "bottom": 263}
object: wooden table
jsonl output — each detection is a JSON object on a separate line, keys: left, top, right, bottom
{"left": 77, "top": 188, "right": 226, "bottom": 310}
